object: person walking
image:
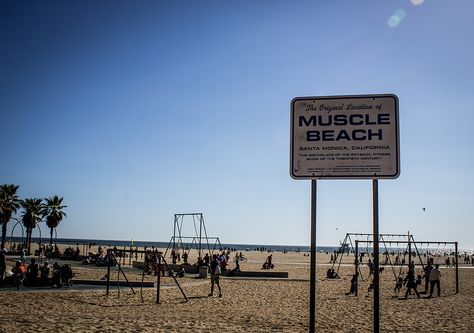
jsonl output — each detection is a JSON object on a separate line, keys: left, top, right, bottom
{"left": 208, "top": 254, "right": 222, "bottom": 297}
{"left": 429, "top": 264, "right": 441, "bottom": 297}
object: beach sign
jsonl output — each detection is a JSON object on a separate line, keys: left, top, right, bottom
{"left": 290, "top": 94, "right": 400, "bottom": 179}
{"left": 290, "top": 94, "right": 400, "bottom": 333}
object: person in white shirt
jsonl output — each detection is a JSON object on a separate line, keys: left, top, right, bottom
{"left": 429, "top": 264, "right": 441, "bottom": 297}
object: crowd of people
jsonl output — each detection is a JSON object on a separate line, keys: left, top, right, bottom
{"left": 344, "top": 256, "right": 445, "bottom": 299}
{"left": 2, "top": 253, "right": 73, "bottom": 290}
{"left": 142, "top": 248, "right": 246, "bottom": 298}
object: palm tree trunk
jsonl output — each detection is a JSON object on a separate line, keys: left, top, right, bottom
{"left": 1, "top": 222, "right": 7, "bottom": 250}
{"left": 27, "top": 228, "right": 32, "bottom": 255}
{"left": 24, "top": 228, "right": 28, "bottom": 254}
{"left": 50, "top": 227, "right": 54, "bottom": 247}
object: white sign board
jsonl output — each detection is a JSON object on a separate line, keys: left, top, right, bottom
{"left": 290, "top": 94, "right": 400, "bottom": 179}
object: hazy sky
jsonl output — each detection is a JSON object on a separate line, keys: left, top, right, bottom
{"left": 1, "top": 0, "right": 473, "bottom": 249}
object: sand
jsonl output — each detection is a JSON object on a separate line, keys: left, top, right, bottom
{"left": 1, "top": 247, "right": 473, "bottom": 332}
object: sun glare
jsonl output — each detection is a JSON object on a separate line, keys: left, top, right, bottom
{"left": 387, "top": 9, "right": 406, "bottom": 28}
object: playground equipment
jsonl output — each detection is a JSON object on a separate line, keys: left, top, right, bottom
{"left": 164, "top": 213, "right": 222, "bottom": 260}
{"left": 105, "top": 248, "right": 188, "bottom": 304}
{"left": 353, "top": 239, "right": 459, "bottom": 296}
{"left": 331, "top": 232, "right": 414, "bottom": 280}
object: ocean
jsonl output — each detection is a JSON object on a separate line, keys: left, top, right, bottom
{"left": 9, "top": 236, "right": 341, "bottom": 253}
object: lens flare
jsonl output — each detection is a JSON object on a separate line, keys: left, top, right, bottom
{"left": 387, "top": 9, "right": 406, "bottom": 28}
{"left": 411, "top": 0, "right": 424, "bottom": 5}
{"left": 394, "top": 9, "right": 406, "bottom": 20}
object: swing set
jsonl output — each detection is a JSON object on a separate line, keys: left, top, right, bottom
{"left": 164, "top": 213, "right": 222, "bottom": 261}
{"left": 331, "top": 232, "right": 413, "bottom": 281}
{"left": 352, "top": 239, "right": 459, "bottom": 296}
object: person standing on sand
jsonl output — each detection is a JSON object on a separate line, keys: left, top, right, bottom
{"left": 403, "top": 270, "right": 420, "bottom": 299}
{"left": 209, "top": 254, "right": 222, "bottom": 297}
{"left": 429, "top": 264, "right": 441, "bottom": 297}
{"left": 345, "top": 272, "right": 358, "bottom": 295}
{"left": 422, "top": 262, "right": 432, "bottom": 293}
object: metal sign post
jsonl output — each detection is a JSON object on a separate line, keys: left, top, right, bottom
{"left": 372, "top": 180, "right": 380, "bottom": 333}
{"left": 310, "top": 180, "right": 317, "bottom": 332}
{"left": 290, "top": 94, "right": 399, "bottom": 333}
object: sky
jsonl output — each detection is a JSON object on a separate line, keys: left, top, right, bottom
{"left": 1, "top": 0, "right": 473, "bottom": 249}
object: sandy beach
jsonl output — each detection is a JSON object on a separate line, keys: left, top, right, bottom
{"left": 1, "top": 247, "right": 473, "bottom": 332}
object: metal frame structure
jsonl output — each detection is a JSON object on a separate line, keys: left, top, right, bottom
{"left": 354, "top": 239, "right": 459, "bottom": 296}
{"left": 105, "top": 248, "right": 188, "bottom": 304}
{"left": 165, "top": 213, "right": 222, "bottom": 259}
{"left": 8, "top": 217, "right": 44, "bottom": 252}
{"left": 9, "top": 218, "right": 25, "bottom": 247}
{"left": 332, "top": 232, "right": 414, "bottom": 280}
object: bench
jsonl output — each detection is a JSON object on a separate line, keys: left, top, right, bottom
{"left": 72, "top": 279, "right": 154, "bottom": 287}
{"left": 233, "top": 271, "right": 288, "bottom": 278}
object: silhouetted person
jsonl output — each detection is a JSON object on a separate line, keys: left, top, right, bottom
{"left": 73, "top": 247, "right": 80, "bottom": 260}
{"left": 52, "top": 262, "right": 61, "bottom": 288}
{"left": 40, "top": 261, "right": 50, "bottom": 285}
{"left": 26, "top": 258, "right": 39, "bottom": 286}
{"left": 368, "top": 259, "right": 374, "bottom": 276}
{"left": 422, "top": 263, "right": 432, "bottom": 293}
{"left": 12, "top": 260, "right": 26, "bottom": 290}
{"left": 209, "top": 254, "right": 222, "bottom": 297}
{"left": 171, "top": 249, "right": 177, "bottom": 264}
{"left": 403, "top": 270, "right": 420, "bottom": 299}
{"left": 228, "top": 258, "right": 241, "bottom": 277}
{"left": 394, "top": 276, "right": 403, "bottom": 293}
{"left": 429, "top": 264, "right": 441, "bottom": 297}
{"left": 203, "top": 253, "right": 210, "bottom": 267}
{"left": 345, "top": 273, "right": 358, "bottom": 295}
{"left": 445, "top": 257, "right": 450, "bottom": 268}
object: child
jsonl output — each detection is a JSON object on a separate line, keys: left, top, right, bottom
{"left": 394, "top": 276, "right": 403, "bottom": 293}
{"left": 345, "top": 273, "right": 358, "bottom": 296}
{"left": 367, "top": 279, "right": 374, "bottom": 294}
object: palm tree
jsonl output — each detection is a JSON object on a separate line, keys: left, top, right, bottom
{"left": 45, "top": 196, "right": 67, "bottom": 246}
{"left": 20, "top": 198, "right": 45, "bottom": 255}
{"left": 0, "top": 184, "right": 21, "bottom": 250}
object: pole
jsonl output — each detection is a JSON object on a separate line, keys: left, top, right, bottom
{"left": 161, "top": 256, "right": 188, "bottom": 302}
{"left": 355, "top": 240, "right": 359, "bottom": 296}
{"left": 114, "top": 254, "right": 136, "bottom": 295}
{"left": 309, "top": 179, "right": 317, "bottom": 333}
{"left": 372, "top": 179, "right": 380, "bottom": 333}
{"left": 156, "top": 254, "right": 161, "bottom": 304}
{"left": 173, "top": 215, "right": 177, "bottom": 250}
{"left": 408, "top": 232, "right": 412, "bottom": 272}
{"left": 106, "top": 250, "right": 111, "bottom": 296}
{"left": 411, "top": 238, "right": 425, "bottom": 270}
{"left": 455, "top": 241, "right": 459, "bottom": 294}
{"left": 199, "top": 214, "right": 203, "bottom": 259}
